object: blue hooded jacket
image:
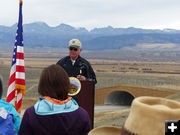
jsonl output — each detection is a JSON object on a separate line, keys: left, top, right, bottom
{"left": 0, "top": 107, "right": 16, "bottom": 135}
{"left": 0, "top": 99, "right": 21, "bottom": 134}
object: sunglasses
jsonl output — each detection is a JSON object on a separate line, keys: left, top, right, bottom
{"left": 69, "top": 47, "right": 78, "bottom": 51}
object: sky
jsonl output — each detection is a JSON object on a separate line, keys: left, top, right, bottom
{"left": 1, "top": 0, "right": 180, "bottom": 30}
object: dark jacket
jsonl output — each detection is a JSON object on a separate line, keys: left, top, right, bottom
{"left": 56, "top": 56, "right": 97, "bottom": 84}
{"left": 19, "top": 98, "right": 91, "bottom": 135}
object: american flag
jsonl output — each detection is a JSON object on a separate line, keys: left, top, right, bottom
{"left": 6, "top": 0, "right": 25, "bottom": 114}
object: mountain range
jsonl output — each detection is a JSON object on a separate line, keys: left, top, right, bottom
{"left": 1, "top": 22, "right": 180, "bottom": 51}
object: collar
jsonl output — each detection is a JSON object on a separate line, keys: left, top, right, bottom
{"left": 70, "top": 59, "right": 76, "bottom": 66}
{"left": 43, "top": 96, "right": 72, "bottom": 105}
{"left": 34, "top": 97, "right": 79, "bottom": 115}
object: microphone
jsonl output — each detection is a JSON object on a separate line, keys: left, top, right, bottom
{"left": 81, "top": 63, "right": 96, "bottom": 82}
{"left": 79, "top": 62, "right": 90, "bottom": 79}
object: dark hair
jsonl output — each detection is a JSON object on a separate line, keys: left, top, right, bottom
{"left": 0, "top": 77, "right": 2, "bottom": 98}
{"left": 38, "top": 64, "right": 70, "bottom": 100}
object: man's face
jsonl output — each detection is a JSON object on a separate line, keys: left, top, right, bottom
{"left": 69, "top": 47, "right": 81, "bottom": 60}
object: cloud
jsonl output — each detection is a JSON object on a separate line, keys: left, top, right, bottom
{"left": 1, "top": 0, "right": 180, "bottom": 30}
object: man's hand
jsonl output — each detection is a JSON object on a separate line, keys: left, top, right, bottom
{"left": 77, "top": 75, "right": 86, "bottom": 81}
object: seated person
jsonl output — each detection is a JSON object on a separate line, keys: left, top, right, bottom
{"left": 19, "top": 64, "right": 91, "bottom": 135}
{"left": 0, "top": 76, "right": 21, "bottom": 135}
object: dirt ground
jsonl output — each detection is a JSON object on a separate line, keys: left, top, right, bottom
{"left": 94, "top": 109, "right": 130, "bottom": 128}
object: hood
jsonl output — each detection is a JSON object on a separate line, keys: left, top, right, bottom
{"left": 34, "top": 97, "right": 79, "bottom": 115}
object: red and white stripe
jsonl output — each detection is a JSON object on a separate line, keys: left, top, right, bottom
{"left": 6, "top": 64, "right": 16, "bottom": 105}
{"left": 6, "top": 45, "right": 25, "bottom": 113}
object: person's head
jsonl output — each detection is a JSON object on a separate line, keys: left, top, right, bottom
{"left": 0, "top": 76, "right": 2, "bottom": 98}
{"left": 68, "top": 39, "right": 82, "bottom": 60}
{"left": 38, "top": 64, "right": 70, "bottom": 100}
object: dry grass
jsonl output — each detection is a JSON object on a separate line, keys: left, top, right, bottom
{"left": 166, "top": 92, "right": 180, "bottom": 102}
{"left": 1, "top": 57, "right": 180, "bottom": 128}
{"left": 22, "top": 98, "right": 38, "bottom": 110}
{"left": 2, "top": 57, "right": 180, "bottom": 98}
{"left": 94, "top": 109, "right": 130, "bottom": 128}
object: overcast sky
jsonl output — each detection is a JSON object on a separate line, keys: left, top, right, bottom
{"left": 1, "top": 0, "right": 180, "bottom": 30}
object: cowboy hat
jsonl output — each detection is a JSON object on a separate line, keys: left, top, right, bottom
{"left": 88, "top": 126, "right": 121, "bottom": 135}
{"left": 88, "top": 96, "right": 180, "bottom": 135}
{"left": 123, "top": 96, "right": 180, "bottom": 135}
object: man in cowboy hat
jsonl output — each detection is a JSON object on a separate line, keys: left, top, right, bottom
{"left": 88, "top": 96, "right": 180, "bottom": 135}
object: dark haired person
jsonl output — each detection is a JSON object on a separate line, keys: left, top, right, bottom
{"left": 19, "top": 65, "right": 91, "bottom": 135}
{"left": 56, "top": 39, "right": 97, "bottom": 84}
{"left": 0, "top": 76, "right": 21, "bottom": 134}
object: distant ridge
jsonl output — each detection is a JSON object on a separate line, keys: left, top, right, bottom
{"left": 1, "top": 22, "right": 180, "bottom": 50}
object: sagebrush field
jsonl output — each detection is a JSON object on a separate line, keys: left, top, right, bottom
{"left": 1, "top": 57, "right": 180, "bottom": 128}
{"left": 1, "top": 57, "right": 180, "bottom": 98}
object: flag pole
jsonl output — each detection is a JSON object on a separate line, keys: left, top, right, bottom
{"left": 15, "top": 89, "right": 17, "bottom": 109}
{"left": 20, "top": 0, "right": 23, "bottom": 4}
{"left": 14, "top": 0, "right": 23, "bottom": 112}
{"left": 15, "top": 0, "right": 20, "bottom": 112}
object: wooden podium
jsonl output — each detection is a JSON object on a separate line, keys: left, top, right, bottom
{"left": 77, "top": 80, "right": 95, "bottom": 128}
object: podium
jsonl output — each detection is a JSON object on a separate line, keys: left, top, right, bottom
{"left": 77, "top": 80, "right": 95, "bottom": 128}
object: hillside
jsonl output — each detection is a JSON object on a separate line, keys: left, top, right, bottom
{"left": 1, "top": 22, "right": 180, "bottom": 51}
